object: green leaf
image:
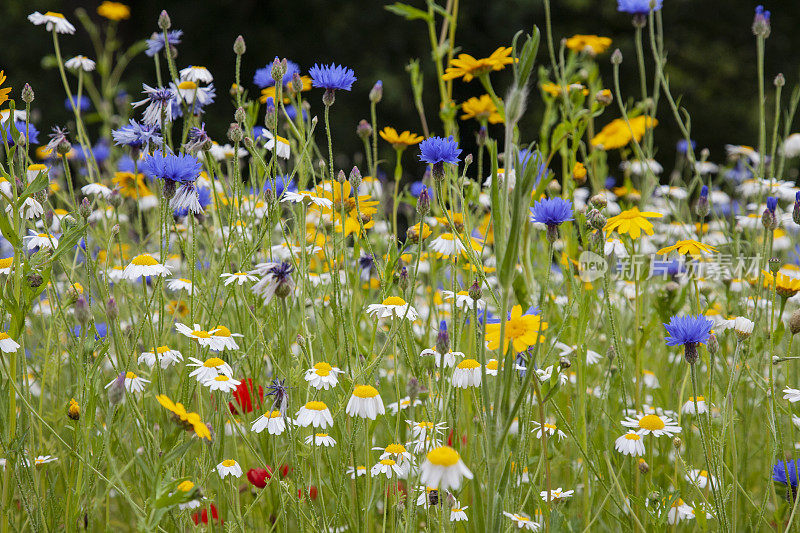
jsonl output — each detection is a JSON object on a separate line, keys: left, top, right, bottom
{"left": 385, "top": 3, "right": 431, "bottom": 22}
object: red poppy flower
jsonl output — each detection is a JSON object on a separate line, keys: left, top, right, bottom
{"left": 191, "top": 503, "right": 221, "bottom": 525}
{"left": 279, "top": 463, "right": 292, "bottom": 478}
{"left": 247, "top": 467, "right": 272, "bottom": 489}
{"left": 228, "top": 378, "right": 264, "bottom": 414}
{"left": 298, "top": 485, "right": 318, "bottom": 500}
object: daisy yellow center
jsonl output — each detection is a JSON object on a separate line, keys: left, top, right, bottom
{"left": 268, "top": 410, "right": 282, "bottom": 418}
{"left": 177, "top": 481, "right": 194, "bottom": 492}
{"left": 0, "top": 258, "right": 12, "bottom": 268}
{"left": 353, "top": 385, "right": 379, "bottom": 398}
{"left": 426, "top": 446, "right": 460, "bottom": 467}
{"left": 37, "top": 233, "right": 48, "bottom": 238}
{"left": 456, "top": 359, "right": 480, "bottom": 369}
{"left": 624, "top": 433, "right": 642, "bottom": 441}
{"left": 193, "top": 330, "right": 211, "bottom": 338}
{"left": 156, "top": 346, "right": 170, "bottom": 354}
{"left": 314, "top": 361, "right": 332, "bottom": 376}
{"left": 381, "top": 296, "right": 406, "bottom": 306}
{"left": 213, "top": 376, "right": 230, "bottom": 382}
{"left": 221, "top": 460, "right": 236, "bottom": 467}
{"left": 315, "top": 433, "right": 328, "bottom": 438}
{"left": 380, "top": 459, "right": 396, "bottom": 466}
{"left": 689, "top": 396, "right": 705, "bottom": 402}
{"left": 456, "top": 290, "right": 470, "bottom": 296}
{"left": 515, "top": 515, "right": 530, "bottom": 522}
{"left": 0, "top": 333, "right": 8, "bottom": 340}
{"left": 28, "top": 164, "right": 47, "bottom": 171}
{"left": 417, "top": 422, "right": 434, "bottom": 430}
{"left": 131, "top": 254, "right": 158, "bottom": 266}
{"left": 178, "top": 81, "right": 198, "bottom": 90}
{"left": 638, "top": 414, "right": 665, "bottom": 431}
{"left": 45, "top": 12, "right": 65, "bottom": 18}
{"left": 125, "top": 372, "right": 137, "bottom": 379}
{"left": 214, "top": 325, "right": 231, "bottom": 336}
{"left": 179, "top": 278, "right": 192, "bottom": 284}
{"left": 203, "top": 357, "right": 224, "bottom": 367}
{"left": 385, "top": 443, "right": 406, "bottom": 454}
{"left": 305, "top": 401, "right": 327, "bottom": 411}
{"left": 486, "top": 360, "right": 499, "bottom": 370}
{"left": 544, "top": 423, "right": 557, "bottom": 430}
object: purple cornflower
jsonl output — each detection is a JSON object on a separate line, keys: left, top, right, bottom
{"left": 145, "top": 29, "right": 183, "bottom": 57}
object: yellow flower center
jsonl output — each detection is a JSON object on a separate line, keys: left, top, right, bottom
{"left": 131, "top": 254, "right": 158, "bottom": 266}
{"left": 268, "top": 410, "right": 282, "bottom": 418}
{"left": 213, "top": 325, "right": 231, "bottom": 337}
{"left": 45, "top": 12, "right": 65, "bottom": 18}
{"left": 0, "top": 333, "right": 8, "bottom": 340}
{"left": 426, "top": 446, "right": 460, "bottom": 467}
{"left": 125, "top": 372, "right": 137, "bottom": 379}
{"left": 178, "top": 81, "right": 198, "bottom": 90}
{"left": 385, "top": 443, "right": 406, "bottom": 454}
{"left": 156, "top": 346, "right": 170, "bottom": 354}
{"left": 314, "top": 361, "right": 332, "bottom": 376}
{"left": 192, "top": 330, "right": 211, "bottom": 338}
{"left": 203, "top": 357, "right": 224, "bottom": 367}
{"left": 353, "top": 385, "right": 379, "bottom": 398}
{"left": 486, "top": 360, "right": 499, "bottom": 370}
{"left": 379, "top": 459, "right": 396, "bottom": 466}
{"left": 221, "top": 460, "right": 236, "bottom": 467}
{"left": 28, "top": 164, "right": 47, "bottom": 172}
{"left": 456, "top": 359, "right": 480, "bottom": 370}
{"left": 177, "top": 481, "right": 194, "bottom": 492}
{"left": 305, "top": 401, "right": 327, "bottom": 411}
{"left": 381, "top": 296, "right": 406, "bottom": 306}
{"left": 638, "top": 414, "right": 665, "bottom": 431}
{"left": 213, "top": 376, "right": 230, "bottom": 382}
{"left": 0, "top": 258, "right": 12, "bottom": 269}
{"left": 623, "top": 433, "right": 641, "bottom": 441}
{"left": 314, "top": 433, "right": 328, "bottom": 438}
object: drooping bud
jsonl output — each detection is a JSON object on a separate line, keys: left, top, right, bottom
{"left": 67, "top": 398, "right": 80, "bottom": 421}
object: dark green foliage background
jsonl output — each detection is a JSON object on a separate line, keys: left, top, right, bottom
{"left": 2, "top": 0, "right": 799, "bottom": 178}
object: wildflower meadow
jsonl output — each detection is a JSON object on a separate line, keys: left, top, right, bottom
{"left": 2, "top": 0, "right": 800, "bottom": 531}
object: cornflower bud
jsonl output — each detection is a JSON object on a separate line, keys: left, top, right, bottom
{"left": 790, "top": 309, "right": 800, "bottom": 336}
{"left": 157, "top": 10, "right": 171, "bottom": 30}
{"left": 589, "top": 194, "right": 607, "bottom": 209}
{"left": 233, "top": 35, "right": 246, "bottom": 55}
{"left": 762, "top": 196, "right": 778, "bottom": 230}
{"left": 769, "top": 256, "right": 781, "bottom": 274}
{"left": 416, "top": 186, "right": 431, "bottom": 216}
{"left": 336, "top": 170, "right": 346, "bottom": 184}
{"left": 587, "top": 209, "right": 606, "bottom": 231}
{"left": 793, "top": 191, "right": 800, "bottom": 225}
{"left": 695, "top": 185, "right": 710, "bottom": 217}
{"left": 468, "top": 278, "right": 481, "bottom": 301}
{"left": 79, "top": 197, "right": 91, "bottom": 219}
{"left": 436, "top": 320, "right": 449, "bottom": 355}
{"left": 707, "top": 332, "right": 719, "bottom": 354}
{"left": 75, "top": 297, "right": 90, "bottom": 325}
{"left": 21, "top": 83, "right": 34, "bottom": 104}
{"left": 775, "top": 73, "right": 786, "bottom": 88}
{"left": 398, "top": 266, "right": 409, "bottom": 291}
{"left": 106, "top": 297, "right": 119, "bottom": 321}
{"left": 271, "top": 58, "right": 287, "bottom": 84}
{"left": 322, "top": 89, "right": 336, "bottom": 107}
{"left": 369, "top": 81, "right": 383, "bottom": 103}
{"left": 291, "top": 73, "right": 303, "bottom": 94}
{"left": 476, "top": 126, "right": 488, "bottom": 147}
{"left": 752, "top": 5, "right": 771, "bottom": 38}
{"left": 611, "top": 49, "right": 623, "bottom": 65}
{"left": 26, "top": 271, "right": 43, "bottom": 288}
{"left": 234, "top": 106, "right": 246, "bottom": 124}
{"left": 227, "top": 123, "right": 243, "bottom": 143}
{"left": 349, "top": 166, "right": 362, "bottom": 190}
{"left": 356, "top": 119, "right": 372, "bottom": 139}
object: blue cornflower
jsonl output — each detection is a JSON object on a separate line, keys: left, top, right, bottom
{"left": 145, "top": 30, "right": 183, "bottom": 57}
{"left": 529, "top": 197, "right": 574, "bottom": 230}
{"left": 700, "top": 185, "right": 709, "bottom": 198}
{"left": 112, "top": 119, "right": 162, "bottom": 150}
{"left": 419, "top": 136, "right": 461, "bottom": 166}
{"left": 676, "top": 139, "right": 696, "bottom": 155}
{"left": 263, "top": 175, "right": 296, "bottom": 197}
{"left": 254, "top": 58, "right": 301, "bottom": 89}
{"left": 265, "top": 378, "right": 289, "bottom": 416}
{"left": 65, "top": 95, "right": 91, "bottom": 112}
{"left": 132, "top": 84, "right": 174, "bottom": 125}
{"left": 753, "top": 5, "right": 771, "bottom": 37}
{"left": 140, "top": 150, "right": 201, "bottom": 184}
{"left": 1, "top": 120, "right": 38, "bottom": 146}
{"left": 174, "top": 186, "right": 211, "bottom": 217}
{"left": 436, "top": 320, "right": 449, "bottom": 354}
{"left": 663, "top": 314, "right": 714, "bottom": 363}
{"left": 617, "top": 0, "right": 663, "bottom": 15}
{"left": 767, "top": 196, "right": 778, "bottom": 212}
{"left": 184, "top": 123, "right": 211, "bottom": 153}
{"left": 309, "top": 63, "right": 356, "bottom": 91}
{"left": 773, "top": 459, "right": 800, "bottom": 499}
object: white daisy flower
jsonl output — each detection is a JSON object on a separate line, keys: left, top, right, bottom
{"left": 295, "top": 401, "right": 334, "bottom": 429}
{"left": 176, "top": 324, "right": 227, "bottom": 351}
{"left": 503, "top": 512, "right": 541, "bottom": 531}
{"left": 345, "top": 385, "right": 385, "bottom": 420}
{"left": 450, "top": 502, "right": 469, "bottom": 522}
{"left": 685, "top": 468, "right": 718, "bottom": 490}
{"left": 419, "top": 446, "right": 473, "bottom": 491}
{"left": 215, "top": 460, "right": 242, "bottom": 479}
{"left": 387, "top": 396, "right": 422, "bottom": 414}
{"left": 81, "top": 182, "right": 113, "bottom": 198}
{"left": 621, "top": 413, "right": 682, "bottom": 437}
{"left": 682, "top": 396, "right": 709, "bottom": 415}
{"left": 451, "top": 359, "right": 482, "bottom": 389}
{"left": 0, "top": 332, "right": 21, "bottom": 353}
{"left": 220, "top": 272, "right": 258, "bottom": 286}
{"left": 166, "top": 278, "right": 194, "bottom": 294}
{"left": 281, "top": 190, "right": 333, "bottom": 208}
{"left": 305, "top": 433, "right": 336, "bottom": 447}
{"left": 186, "top": 356, "right": 233, "bottom": 382}
{"left": 122, "top": 254, "right": 171, "bottom": 280}
{"left": 347, "top": 465, "right": 367, "bottom": 478}
{"left": 203, "top": 375, "right": 241, "bottom": 393}
{"left": 209, "top": 325, "right": 242, "bottom": 351}
{"left": 251, "top": 410, "right": 290, "bottom": 435}
{"left": 531, "top": 421, "right": 566, "bottom": 441}
{"left": 371, "top": 458, "right": 402, "bottom": 478}
{"left": 420, "top": 348, "right": 461, "bottom": 368}
{"left": 105, "top": 372, "right": 150, "bottom": 394}
{"left": 28, "top": 11, "right": 76, "bottom": 34}
{"left": 14, "top": 198, "right": 44, "bottom": 222}
{"left": 138, "top": 345, "right": 183, "bottom": 369}
{"left": 541, "top": 487, "right": 574, "bottom": 501}
{"left": 614, "top": 431, "right": 646, "bottom": 456}
{"left": 304, "top": 361, "right": 343, "bottom": 390}
{"left": 65, "top": 55, "right": 96, "bottom": 72}
{"left": 784, "top": 387, "right": 800, "bottom": 403}
{"left": 366, "top": 296, "right": 419, "bottom": 321}
{"left": 441, "top": 289, "right": 485, "bottom": 310}
{"left": 179, "top": 65, "right": 213, "bottom": 84}
{"left": 262, "top": 130, "right": 291, "bottom": 159}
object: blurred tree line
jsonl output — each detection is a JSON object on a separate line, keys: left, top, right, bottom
{"left": 2, "top": 0, "right": 799, "bottom": 181}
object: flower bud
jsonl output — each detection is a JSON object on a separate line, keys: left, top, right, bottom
{"left": 291, "top": 73, "right": 304, "bottom": 94}
{"left": 398, "top": 266, "right": 409, "bottom": 291}
{"left": 67, "top": 398, "right": 80, "bottom": 421}
{"left": 684, "top": 342, "right": 699, "bottom": 364}
{"left": 61, "top": 214, "right": 78, "bottom": 232}
{"left": 793, "top": 192, "right": 800, "bottom": 225}
{"left": 79, "top": 197, "right": 91, "bottom": 219}
{"left": 547, "top": 179, "right": 561, "bottom": 196}
{"left": 695, "top": 185, "right": 710, "bottom": 217}
{"left": 573, "top": 162, "right": 587, "bottom": 184}
{"left": 26, "top": 271, "right": 43, "bottom": 288}
{"left": 417, "top": 186, "right": 431, "bottom": 216}
{"left": 638, "top": 459, "right": 650, "bottom": 474}
{"left": 349, "top": 167, "right": 362, "bottom": 190}
{"left": 775, "top": 73, "right": 786, "bottom": 88}
{"left": 436, "top": 320, "right": 449, "bottom": 355}
{"left": 476, "top": 126, "right": 488, "bottom": 147}
{"left": 769, "top": 256, "right": 781, "bottom": 274}
{"left": 752, "top": 5, "right": 771, "bottom": 38}
{"left": 595, "top": 89, "right": 613, "bottom": 106}
{"left": 106, "top": 297, "right": 118, "bottom": 321}
{"left": 57, "top": 139, "right": 72, "bottom": 156}
{"left": 21, "top": 83, "right": 34, "bottom": 104}
{"left": 75, "top": 297, "right": 91, "bottom": 325}
{"left": 589, "top": 194, "right": 607, "bottom": 209}
{"left": 322, "top": 88, "right": 335, "bottom": 107}
{"left": 227, "top": 123, "right": 243, "bottom": 143}
{"left": 271, "top": 58, "right": 287, "bottom": 84}
{"left": 464, "top": 153, "right": 473, "bottom": 167}
{"left": 356, "top": 119, "right": 372, "bottom": 139}
{"left": 233, "top": 35, "right": 246, "bottom": 56}
{"left": 559, "top": 356, "right": 571, "bottom": 369}
{"left": 707, "top": 332, "right": 719, "bottom": 354}
{"left": 336, "top": 169, "right": 346, "bottom": 184}
{"left": 234, "top": 106, "right": 246, "bottom": 124}
{"left": 789, "top": 309, "right": 800, "bottom": 336}
{"left": 369, "top": 80, "right": 383, "bottom": 103}
{"left": 673, "top": 436, "right": 682, "bottom": 449}
{"left": 468, "top": 278, "right": 481, "bottom": 301}
{"left": 587, "top": 209, "right": 606, "bottom": 231}
{"left": 611, "top": 49, "right": 623, "bottom": 65}
{"left": 157, "top": 10, "right": 171, "bottom": 30}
